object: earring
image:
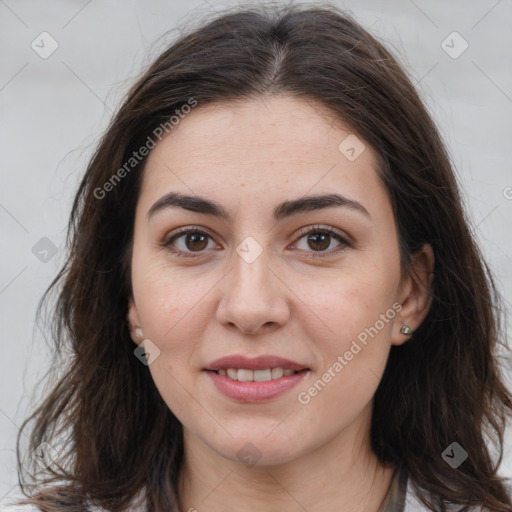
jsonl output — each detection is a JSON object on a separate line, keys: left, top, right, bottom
{"left": 134, "top": 327, "right": 144, "bottom": 339}
{"left": 400, "top": 325, "right": 412, "bottom": 336}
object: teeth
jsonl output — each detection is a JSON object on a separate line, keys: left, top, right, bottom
{"left": 216, "top": 368, "right": 300, "bottom": 381}
{"left": 271, "top": 368, "right": 284, "bottom": 379}
{"left": 237, "top": 369, "right": 254, "bottom": 382}
{"left": 254, "top": 369, "right": 271, "bottom": 382}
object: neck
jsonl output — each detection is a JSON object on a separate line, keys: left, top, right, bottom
{"left": 177, "top": 406, "right": 395, "bottom": 512}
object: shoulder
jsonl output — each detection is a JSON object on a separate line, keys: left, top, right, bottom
{"left": 404, "top": 478, "right": 486, "bottom": 511}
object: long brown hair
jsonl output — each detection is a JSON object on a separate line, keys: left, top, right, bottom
{"left": 15, "top": 3, "right": 512, "bottom": 511}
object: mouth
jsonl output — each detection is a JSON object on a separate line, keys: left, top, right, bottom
{"left": 205, "top": 367, "right": 309, "bottom": 382}
{"left": 204, "top": 368, "right": 310, "bottom": 402}
{"left": 203, "top": 355, "right": 310, "bottom": 401}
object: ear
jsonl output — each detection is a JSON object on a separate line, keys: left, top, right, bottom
{"left": 392, "top": 243, "right": 435, "bottom": 346}
{"left": 127, "top": 295, "right": 143, "bottom": 346}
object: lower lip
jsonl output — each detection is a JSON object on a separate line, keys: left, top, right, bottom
{"left": 204, "top": 370, "right": 309, "bottom": 402}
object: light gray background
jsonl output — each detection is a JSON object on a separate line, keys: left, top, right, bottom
{"left": 1, "top": 0, "right": 511, "bottom": 506}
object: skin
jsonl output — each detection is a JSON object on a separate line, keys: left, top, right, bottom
{"left": 127, "top": 95, "right": 434, "bottom": 512}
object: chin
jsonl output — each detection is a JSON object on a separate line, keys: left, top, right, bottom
{"left": 205, "top": 432, "right": 305, "bottom": 468}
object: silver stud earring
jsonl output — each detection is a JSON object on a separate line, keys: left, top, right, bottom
{"left": 400, "top": 325, "right": 412, "bottom": 336}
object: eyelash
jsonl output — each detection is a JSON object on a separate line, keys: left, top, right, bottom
{"left": 161, "top": 224, "right": 351, "bottom": 259}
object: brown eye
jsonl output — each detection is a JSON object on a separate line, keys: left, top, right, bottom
{"left": 163, "top": 228, "right": 215, "bottom": 257}
{"left": 162, "top": 225, "right": 350, "bottom": 259}
{"left": 183, "top": 232, "right": 209, "bottom": 251}
{"left": 306, "top": 232, "right": 331, "bottom": 251}
{"left": 293, "top": 225, "right": 351, "bottom": 258}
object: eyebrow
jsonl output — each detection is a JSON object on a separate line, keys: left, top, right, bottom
{"left": 147, "top": 191, "right": 371, "bottom": 222}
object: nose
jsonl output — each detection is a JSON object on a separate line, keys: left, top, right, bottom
{"left": 216, "top": 247, "right": 290, "bottom": 335}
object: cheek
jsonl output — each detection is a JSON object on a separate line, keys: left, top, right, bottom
{"left": 131, "top": 260, "right": 211, "bottom": 413}
{"left": 293, "top": 279, "right": 398, "bottom": 427}
{"left": 131, "top": 243, "right": 215, "bottom": 335}
{"left": 293, "top": 255, "right": 399, "bottom": 345}
{"left": 130, "top": 258, "right": 229, "bottom": 420}
{"left": 291, "top": 257, "right": 400, "bottom": 415}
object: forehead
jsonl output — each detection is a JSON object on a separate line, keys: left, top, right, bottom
{"left": 138, "top": 95, "right": 386, "bottom": 217}
{"left": 148, "top": 95, "right": 369, "bottom": 160}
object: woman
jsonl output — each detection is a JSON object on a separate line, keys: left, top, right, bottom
{"left": 10, "top": 3, "right": 512, "bottom": 511}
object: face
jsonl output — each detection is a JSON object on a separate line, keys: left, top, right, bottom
{"left": 127, "top": 95, "right": 429, "bottom": 467}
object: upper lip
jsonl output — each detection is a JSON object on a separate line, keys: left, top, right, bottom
{"left": 205, "top": 355, "right": 309, "bottom": 372}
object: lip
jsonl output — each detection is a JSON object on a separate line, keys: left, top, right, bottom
{"left": 204, "top": 368, "right": 310, "bottom": 402}
{"left": 204, "top": 355, "right": 309, "bottom": 372}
